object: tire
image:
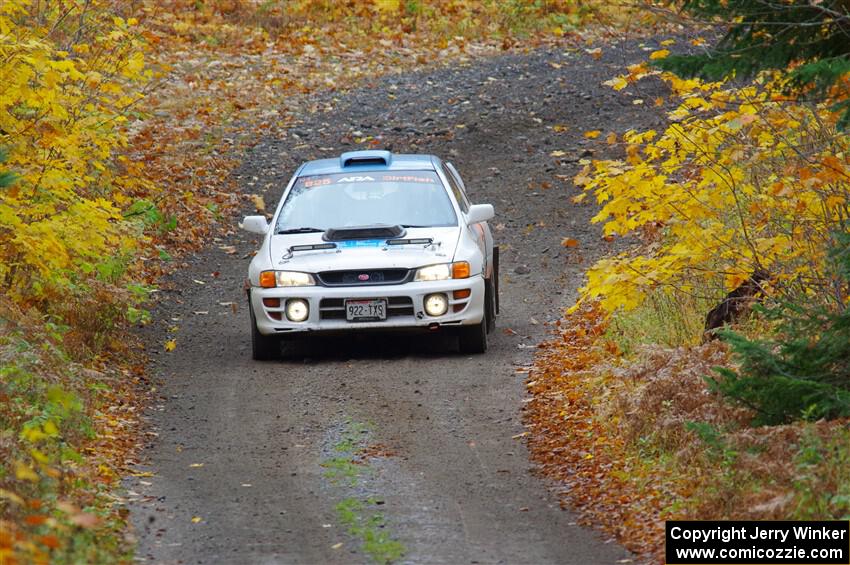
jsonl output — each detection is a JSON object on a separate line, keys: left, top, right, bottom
{"left": 485, "top": 278, "right": 496, "bottom": 334}
{"left": 458, "top": 311, "right": 488, "bottom": 354}
{"left": 250, "top": 297, "right": 280, "bottom": 361}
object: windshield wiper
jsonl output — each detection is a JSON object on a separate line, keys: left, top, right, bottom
{"left": 401, "top": 224, "right": 429, "bottom": 228}
{"left": 276, "top": 227, "right": 324, "bottom": 234}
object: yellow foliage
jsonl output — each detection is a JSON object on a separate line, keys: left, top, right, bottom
{"left": 0, "top": 0, "right": 149, "bottom": 300}
{"left": 576, "top": 71, "right": 850, "bottom": 313}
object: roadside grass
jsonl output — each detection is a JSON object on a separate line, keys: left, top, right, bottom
{"left": 322, "top": 420, "right": 406, "bottom": 564}
{"left": 605, "top": 288, "right": 708, "bottom": 355}
{"left": 0, "top": 300, "right": 145, "bottom": 562}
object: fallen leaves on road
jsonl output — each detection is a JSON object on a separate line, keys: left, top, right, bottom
{"left": 524, "top": 304, "right": 666, "bottom": 557}
{"left": 249, "top": 194, "right": 266, "bottom": 213}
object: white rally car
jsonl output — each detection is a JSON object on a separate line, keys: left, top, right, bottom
{"left": 242, "top": 150, "right": 498, "bottom": 359}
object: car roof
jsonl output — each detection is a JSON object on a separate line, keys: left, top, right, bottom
{"left": 298, "top": 150, "right": 439, "bottom": 176}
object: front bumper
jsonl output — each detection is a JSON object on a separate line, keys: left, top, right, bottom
{"left": 250, "top": 276, "right": 485, "bottom": 336}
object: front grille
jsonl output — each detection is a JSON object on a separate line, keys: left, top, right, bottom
{"left": 316, "top": 269, "right": 411, "bottom": 287}
{"left": 319, "top": 297, "right": 415, "bottom": 320}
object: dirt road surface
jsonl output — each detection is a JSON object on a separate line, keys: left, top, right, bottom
{"left": 129, "top": 42, "right": 666, "bottom": 564}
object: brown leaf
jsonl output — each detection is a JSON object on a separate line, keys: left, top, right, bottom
{"left": 70, "top": 511, "right": 100, "bottom": 528}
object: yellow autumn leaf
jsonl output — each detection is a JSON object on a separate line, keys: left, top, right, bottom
{"left": 250, "top": 194, "right": 266, "bottom": 213}
{"left": 603, "top": 76, "right": 629, "bottom": 91}
{"left": 21, "top": 426, "right": 48, "bottom": 443}
{"left": 165, "top": 339, "right": 177, "bottom": 352}
{"left": 583, "top": 130, "right": 601, "bottom": 139}
{"left": 0, "top": 488, "right": 25, "bottom": 506}
{"left": 374, "top": 0, "right": 400, "bottom": 11}
{"left": 125, "top": 51, "right": 145, "bottom": 75}
{"left": 14, "top": 461, "right": 39, "bottom": 482}
{"left": 43, "top": 420, "right": 59, "bottom": 436}
{"left": 649, "top": 49, "right": 670, "bottom": 60}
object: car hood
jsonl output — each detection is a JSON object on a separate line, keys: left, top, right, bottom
{"left": 268, "top": 227, "right": 460, "bottom": 272}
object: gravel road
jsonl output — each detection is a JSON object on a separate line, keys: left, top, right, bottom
{"left": 128, "top": 41, "right": 667, "bottom": 564}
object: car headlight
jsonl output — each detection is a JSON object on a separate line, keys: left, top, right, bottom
{"left": 414, "top": 262, "right": 470, "bottom": 282}
{"left": 259, "top": 270, "right": 315, "bottom": 288}
{"left": 414, "top": 264, "right": 451, "bottom": 281}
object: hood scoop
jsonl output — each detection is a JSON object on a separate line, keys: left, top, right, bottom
{"left": 323, "top": 224, "right": 405, "bottom": 241}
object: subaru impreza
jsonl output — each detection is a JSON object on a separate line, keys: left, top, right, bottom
{"left": 242, "top": 150, "right": 498, "bottom": 359}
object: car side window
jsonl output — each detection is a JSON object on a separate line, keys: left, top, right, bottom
{"left": 442, "top": 163, "right": 470, "bottom": 213}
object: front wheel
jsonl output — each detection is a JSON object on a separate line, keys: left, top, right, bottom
{"left": 458, "top": 314, "right": 488, "bottom": 354}
{"left": 250, "top": 297, "right": 280, "bottom": 361}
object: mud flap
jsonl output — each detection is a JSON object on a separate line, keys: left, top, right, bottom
{"left": 493, "top": 245, "right": 500, "bottom": 315}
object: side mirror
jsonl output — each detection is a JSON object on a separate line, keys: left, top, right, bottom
{"left": 242, "top": 215, "right": 269, "bottom": 235}
{"left": 466, "top": 204, "right": 494, "bottom": 225}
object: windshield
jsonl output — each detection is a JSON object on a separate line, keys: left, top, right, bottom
{"left": 275, "top": 171, "right": 457, "bottom": 233}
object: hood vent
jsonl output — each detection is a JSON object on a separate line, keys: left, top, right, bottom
{"left": 323, "top": 224, "right": 405, "bottom": 241}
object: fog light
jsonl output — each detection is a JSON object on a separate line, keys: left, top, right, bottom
{"left": 424, "top": 293, "right": 448, "bottom": 317}
{"left": 285, "top": 298, "right": 309, "bottom": 322}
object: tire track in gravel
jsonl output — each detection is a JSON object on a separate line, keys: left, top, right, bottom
{"left": 128, "top": 41, "right": 668, "bottom": 564}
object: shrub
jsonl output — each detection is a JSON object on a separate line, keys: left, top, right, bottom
{"left": 710, "top": 234, "right": 850, "bottom": 425}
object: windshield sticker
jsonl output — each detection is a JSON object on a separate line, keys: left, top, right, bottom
{"left": 337, "top": 175, "right": 375, "bottom": 183}
{"left": 379, "top": 174, "right": 435, "bottom": 184}
{"left": 302, "top": 176, "right": 332, "bottom": 188}
{"left": 297, "top": 171, "right": 439, "bottom": 188}
{"left": 336, "top": 239, "right": 386, "bottom": 248}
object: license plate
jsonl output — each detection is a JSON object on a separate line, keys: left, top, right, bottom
{"left": 345, "top": 299, "right": 386, "bottom": 322}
